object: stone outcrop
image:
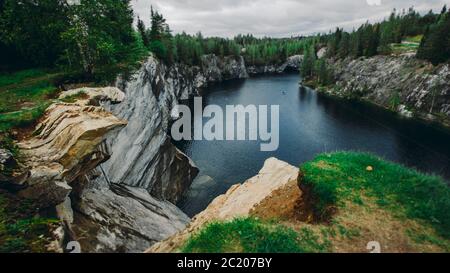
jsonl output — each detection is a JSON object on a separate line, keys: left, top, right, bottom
{"left": 59, "top": 87, "right": 126, "bottom": 106}
{"left": 321, "top": 55, "right": 450, "bottom": 126}
{"left": 11, "top": 86, "right": 192, "bottom": 253}
{"left": 148, "top": 158, "right": 300, "bottom": 253}
{"left": 98, "top": 54, "right": 250, "bottom": 204}
{"left": 17, "top": 89, "right": 127, "bottom": 208}
{"left": 5, "top": 53, "right": 305, "bottom": 253}
{"left": 72, "top": 183, "right": 190, "bottom": 253}
{"left": 0, "top": 149, "right": 29, "bottom": 191}
{"left": 201, "top": 55, "right": 249, "bottom": 82}
{"left": 247, "top": 55, "right": 303, "bottom": 75}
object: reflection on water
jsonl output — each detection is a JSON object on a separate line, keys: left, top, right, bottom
{"left": 175, "top": 74, "right": 450, "bottom": 217}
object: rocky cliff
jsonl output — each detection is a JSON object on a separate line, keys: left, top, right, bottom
{"left": 98, "top": 54, "right": 249, "bottom": 205}
{"left": 247, "top": 55, "right": 303, "bottom": 75}
{"left": 9, "top": 87, "right": 192, "bottom": 253}
{"left": 148, "top": 158, "right": 301, "bottom": 253}
{"left": 3, "top": 53, "right": 302, "bottom": 253}
{"left": 321, "top": 55, "right": 450, "bottom": 126}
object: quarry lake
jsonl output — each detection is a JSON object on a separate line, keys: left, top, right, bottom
{"left": 174, "top": 73, "right": 450, "bottom": 217}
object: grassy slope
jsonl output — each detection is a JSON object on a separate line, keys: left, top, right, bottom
{"left": 390, "top": 35, "right": 423, "bottom": 55}
{"left": 182, "top": 152, "right": 450, "bottom": 253}
{"left": 0, "top": 190, "right": 60, "bottom": 253}
{"left": 182, "top": 218, "right": 330, "bottom": 253}
{"left": 0, "top": 70, "right": 63, "bottom": 252}
{"left": 0, "top": 69, "right": 61, "bottom": 133}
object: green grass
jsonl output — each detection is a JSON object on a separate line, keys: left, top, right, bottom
{"left": 404, "top": 35, "right": 424, "bottom": 44}
{"left": 0, "top": 190, "right": 60, "bottom": 253}
{"left": 0, "top": 82, "right": 57, "bottom": 114}
{"left": 301, "top": 152, "right": 450, "bottom": 238}
{"left": 0, "top": 103, "right": 51, "bottom": 133}
{"left": 0, "top": 70, "right": 60, "bottom": 134}
{"left": 60, "top": 91, "right": 87, "bottom": 103}
{"left": 0, "top": 69, "right": 48, "bottom": 88}
{"left": 182, "top": 218, "right": 330, "bottom": 253}
{"left": 389, "top": 36, "right": 422, "bottom": 55}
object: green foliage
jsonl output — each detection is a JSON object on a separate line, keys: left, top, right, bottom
{"left": 0, "top": 134, "right": 19, "bottom": 158}
{"left": 138, "top": 8, "right": 312, "bottom": 66}
{"left": 60, "top": 91, "right": 87, "bottom": 103}
{"left": 0, "top": 69, "right": 47, "bottom": 88}
{"left": 60, "top": 0, "right": 136, "bottom": 76}
{"left": 0, "top": 104, "right": 50, "bottom": 133}
{"left": 182, "top": 218, "right": 330, "bottom": 253}
{"left": 301, "top": 152, "right": 450, "bottom": 238}
{"left": 325, "top": 7, "right": 441, "bottom": 60}
{"left": 389, "top": 91, "right": 401, "bottom": 111}
{"left": 0, "top": 0, "right": 70, "bottom": 68}
{"left": 0, "top": 70, "right": 58, "bottom": 133}
{"left": 137, "top": 17, "right": 150, "bottom": 48}
{"left": 417, "top": 9, "right": 450, "bottom": 65}
{"left": 0, "top": 190, "right": 60, "bottom": 253}
{"left": 300, "top": 42, "right": 317, "bottom": 78}
{"left": 237, "top": 34, "right": 309, "bottom": 66}
{"left": 301, "top": 42, "right": 334, "bottom": 86}
{"left": 0, "top": 0, "right": 143, "bottom": 81}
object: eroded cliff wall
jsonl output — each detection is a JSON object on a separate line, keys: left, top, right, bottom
{"left": 323, "top": 55, "right": 450, "bottom": 126}
{"left": 99, "top": 55, "right": 249, "bottom": 204}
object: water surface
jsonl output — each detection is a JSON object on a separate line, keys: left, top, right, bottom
{"left": 175, "top": 74, "right": 450, "bottom": 216}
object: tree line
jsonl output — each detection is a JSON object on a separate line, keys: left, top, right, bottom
{"left": 136, "top": 8, "right": 308, "bottom": 66}
{"left": 301, "top": 6, "right": 450, "bottom": 86}
{"left": 0, "top": 0, "right": 145, "bottom": 80}
{"left": 1, "top": 2, "right": 449, "bottom": 81}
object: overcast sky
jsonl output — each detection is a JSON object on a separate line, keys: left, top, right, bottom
{"left": 131, "top": 0, "right": 449, "bottom": 37}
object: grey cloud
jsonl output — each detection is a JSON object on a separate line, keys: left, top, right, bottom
{"left": 131, "top": 0, "right": 449, "bottom": 37}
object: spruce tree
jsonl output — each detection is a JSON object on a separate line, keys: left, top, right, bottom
{"left": 137, "top": 17, "right": 149, "bottom": 48}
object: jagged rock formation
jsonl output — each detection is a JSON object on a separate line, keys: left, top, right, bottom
{"left": 247, "top": 55, "right": 303, "bottom": 75}
{"left": 11, "top": 87, "right": 191, "bottom": 253}
{"left": 323, "top": 55, "right": 450, "bottom": 126}
{"left": 7, "top": 53, "right": 304, "bottom": 253}
{"left": 201, "top": 55, "right": 249, "bottom": 82}
{"left": 17, "top": 93, "right": 127, "bottom": 208}
{"left": 99, "top": 54, "right": 251, "bottom": 204}
{"left": 71, "top": 183, "right": 190, "bottom": 253}
{"left": 148, "top": 158, "right": 300, "bottom": 253}
{"left": 59, "top": 87, "right": 126, "bottom": 106}
{"left": 0, "top": 149, "right": 29, "bottom": 191}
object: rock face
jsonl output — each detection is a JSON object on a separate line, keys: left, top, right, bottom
{"left": 0, "top": 149, "right": 29, "bottom": 191}
{"left": 59, "top": 87, "right": 126, "bottom": 105}
{"left": 13, "top": 86, "right": 192, "bottom": 253}
{"left": 247, "top": 55, "right": 303, "bottom": 75}
{"left": 17, "top": 90, "right": 127, "bottom": 208}
{"left": 8, "top": 53, "right": 304, "bottom": 253}
{"left": 324, "top": 55, "right": 450, "bottom": 126}
{"left": 148, "top": 158, "right": 300, "bottom": 253}
{"left": 201, "top": 55, "right": 249, "bottom": 82}
{"left": 99, "top": 55, "right": 250, "bottom": 204}
{"left": 72, "top": 183, "right": 190, "bottom": 253}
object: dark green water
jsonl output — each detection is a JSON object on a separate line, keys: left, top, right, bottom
{"left": 175, "top": 74, "right": 450, "bottom": 217}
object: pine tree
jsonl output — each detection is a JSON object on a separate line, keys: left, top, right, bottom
{"left": 337, "top": 32, "right": 350, "bottom": 58}
{"left": 148, "top": 6, "right": 171, "bottom": 62}
{"left": 417, "top": 10, "right": 450, "bottom": 65}
{"left": 150, "top": 6, "right": 168, "bottom": 41}
{"left": 137, "top": 17, "right": 149, "bottom": 48}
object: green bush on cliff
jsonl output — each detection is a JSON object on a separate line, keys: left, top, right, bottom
{"left": 301, "top": 152, "right": 450, "bottom": 238}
